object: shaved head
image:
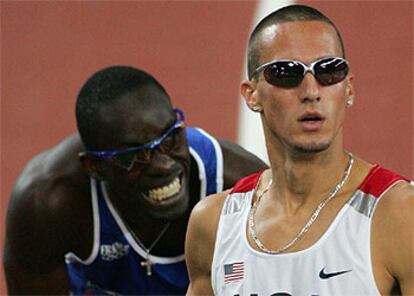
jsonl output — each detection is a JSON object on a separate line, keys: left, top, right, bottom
{"left": 75, "top": 66, "right": 170, "bottom": 148}
{"left": 247, "top": 5, "right": 345, "bottom": 79}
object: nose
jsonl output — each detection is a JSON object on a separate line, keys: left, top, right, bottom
{"left": 147, "top": 149, "right": 175, "bottom": 173}
{"left": 298, "top": 72, "right": 321, "bottom": 103}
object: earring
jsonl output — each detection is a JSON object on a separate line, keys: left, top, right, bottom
{"left": 249, "top": 105, "right": 262, "bottom": 112}
{"left": 346, "top": 99, "right": 353, "bottom": 106}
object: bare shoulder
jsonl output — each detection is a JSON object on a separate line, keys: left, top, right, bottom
{"left": 5, "top": 134, "right": 91, "bottom": 274}
{"left": 375, "top": 179, "right": 414, "bottom": 246}
{"left": 217, "top": 138, "right": 268, "bottom": 189}
{"left": 187, "top": 189, "right": 230, "bottom": 258}
{"left": 189, "top": 189, "right": 230, "bottom": 240}
{"left": 375, "top": 179, "right": 414, "bottom": 224}
{"left": 186, "top": 189, "right": 230, "bottom": 255}
{"left": 9, "top": 134, "right": 89, "bottom": 224}
{"left": 372, "top": 178, "right": 414, "bottom": 294}
{"left": 185, "top": 190, "right": 230, "bottom": 295}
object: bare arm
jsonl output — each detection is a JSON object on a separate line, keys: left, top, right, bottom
{"left": 186, "top": 191, "right": 228, "bottom": 295}
{"left": 372, "top": 181, "right": 414, "bottom": 295}
{"left": 4, "top": 135, "right": 91, "bottom": 294}
{"left": 218, "top": 138, "right": 268, "bottom": 189}
{"left": 4, "top": 171, "right": 71, "bottom": 294}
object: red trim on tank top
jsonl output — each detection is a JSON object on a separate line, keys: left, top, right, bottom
{"left": 230, "top": 171, "right": 264, "bottom": 194}
{"left": 231, "top": 165, "right": 409, "bottom": 198}
{"left": 358, "top": 164, "right": 409, "bottom": 198}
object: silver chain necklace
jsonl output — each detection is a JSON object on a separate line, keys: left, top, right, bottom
{"left": 248, "top": 153, "right": 354, "bottom": 254}
{"left": 127, "top": 222, "right": 171, "bottom": 276}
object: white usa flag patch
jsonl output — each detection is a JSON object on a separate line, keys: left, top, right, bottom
{"left": 224, "top": 261, "right": 244, "bottom": 283}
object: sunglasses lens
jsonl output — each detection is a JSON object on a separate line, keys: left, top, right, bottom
{"left": 314, "top": 58, "right": 349, "bottom": 86}
{"left": 263, "top": 61, "right": 304, "bottom": 88}
{"left": 112, "top": 151, "right": 137, "bottom": 169}
{"left": 112, "top": 149, "right": 151, "bottom": 170}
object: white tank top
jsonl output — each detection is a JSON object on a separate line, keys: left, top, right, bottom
{"left": 211, "top": 165, "right": 411, "bottom": 296}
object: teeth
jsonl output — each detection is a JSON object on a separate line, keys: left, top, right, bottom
{"left": 148, "top": 177, "right": 181, "bottom": 201}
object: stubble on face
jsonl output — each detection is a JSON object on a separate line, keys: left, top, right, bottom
{"left": 291, "top": 140, "right": 331, "bottom": 154}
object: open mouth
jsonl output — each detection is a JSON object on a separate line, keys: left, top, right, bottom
{"left": 299, "top": 113, "right": 323, "bottom": 122}
{"left": 301, "top": 116, "right": 321, "bottom": 121}
{"left": 298, "top": 112, "right": 325, "bottom": 131}
{"left": 147, "top": 177, "right": 181, "bottom": 202}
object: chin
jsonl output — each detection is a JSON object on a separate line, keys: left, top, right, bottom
{"left": 291, "top": 140, "right": 331, "bottom": 154}
{"left": 142, "top": 175, "right": 191, "bottom": 221}
{"left": 146, "top": 194, "right": 190, "bottom": 221}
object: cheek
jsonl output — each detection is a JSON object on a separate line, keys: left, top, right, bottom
{"left": 171, "top": 142, "right": 191, "bottom": 168}
{"left": 262, "top": 93, "right": 296, "bottom": 125}
{"left": 175, "top": 134, "right": 190, "bottom": 155}
{"left": 325, "top": 94, "right": 347, "bottom": 126}
{"left": 324, "top": 83, "right": 348, "bottom": 109}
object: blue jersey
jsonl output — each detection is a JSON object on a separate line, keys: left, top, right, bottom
{"left": 65, "top": 127, "right": 223, "bottom": 295}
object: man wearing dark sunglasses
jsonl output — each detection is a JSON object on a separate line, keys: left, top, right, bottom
{"left": 4, "top": 66, "right": 267, "bottom": 294}
{"left": 186, "top": 4, "right": 413, "bottom": 296}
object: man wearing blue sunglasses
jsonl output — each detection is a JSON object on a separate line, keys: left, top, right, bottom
{"left": 4, "top": 66, "right": 267, "bottom": 294}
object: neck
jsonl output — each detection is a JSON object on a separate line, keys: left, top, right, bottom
{"left": 266, "top": 148, "right": 351, "bottom": 214}
{"left": 102, "top": 182, "right": 161, "bottom": 227}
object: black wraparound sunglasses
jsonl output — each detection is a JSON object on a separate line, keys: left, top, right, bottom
{"left": 250, "top": 57, "right": 349, "bottom": 88}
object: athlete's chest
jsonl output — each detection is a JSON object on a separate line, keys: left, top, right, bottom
{"left": 212, "top": 198, "right": 380, "bottom": 296}
{"left": 213, "top": 241, "right": 379, "bottom": 296}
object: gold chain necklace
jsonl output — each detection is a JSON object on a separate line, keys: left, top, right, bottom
{"left": 127, "top": 222, "right": 171, "bottom": 276}
{"left": 248, "top": 153, "right": 354, "bottom": 254}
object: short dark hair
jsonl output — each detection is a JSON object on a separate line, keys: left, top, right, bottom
{"left": 247, "top": 5, "right": 345, "bottom": 79}
{"left": 75, "top": 66, "right": 169, "bottom": 148}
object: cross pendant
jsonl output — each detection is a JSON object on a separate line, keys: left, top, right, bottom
{"left": 141, "top": 258, "right": 153, "bottom": 276}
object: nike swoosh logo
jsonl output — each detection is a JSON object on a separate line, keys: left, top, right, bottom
{"left": 319, "top": 267, "right": 352, "bottom": 279}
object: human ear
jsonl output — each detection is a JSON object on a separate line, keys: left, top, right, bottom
{"left": 241, "top": 79, "right": 263, "bottom": 113}
{"left": 345, "top": 72, "right": 355, "bottom": 107}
